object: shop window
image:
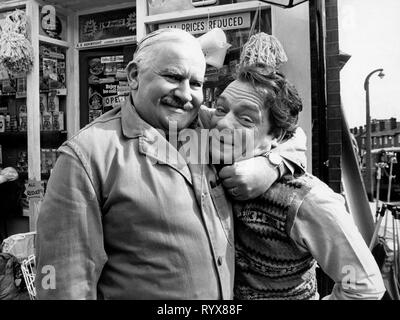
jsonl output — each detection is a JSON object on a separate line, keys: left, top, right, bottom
{"left": 38, "top": 42, "right": 68, "bottom": 190}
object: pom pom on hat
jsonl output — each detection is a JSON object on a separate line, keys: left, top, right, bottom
{"left": 239, "top": 32, "right": 288, "bottom": 73}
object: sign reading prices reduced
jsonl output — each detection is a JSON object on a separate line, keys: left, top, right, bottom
{"left": 159, "top": 12, "right": 251, "bottom": 35}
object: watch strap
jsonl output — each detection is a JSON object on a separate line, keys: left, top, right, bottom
{"left": 262, "top": 151, "right": 285, "bottom": 179}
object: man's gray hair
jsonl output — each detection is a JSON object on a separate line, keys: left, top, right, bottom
{"left": 132, "top": 28, "right": 202, "bottom": 68}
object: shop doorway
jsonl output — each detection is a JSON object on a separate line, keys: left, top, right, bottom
{"left": 79, "top": 45, "right": 135, "bottom": 128}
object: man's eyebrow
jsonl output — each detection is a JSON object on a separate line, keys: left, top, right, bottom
{"left": 160, "top": 67, "right": 183, "bottom": 74}
{"left": 217, "top": 95, "right": 259, "bottom": 112}
{"left": 217, "top": 95, "right": 227, "bottom": 102}
{"left": 237, "top": 103, "right": 259, "bottom": 113}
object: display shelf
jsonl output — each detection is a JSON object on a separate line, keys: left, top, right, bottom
{"left": 0, "top": 130, "right": 67, "bottom": 142}
{"left": 143, "top": 1, "right": 269, "bottom": 24}
{"left": 40, "top": 89, "right": 68, "bottom": 96}
{"left": 38, "top": 34, "right": 71, "bottom": 48}
{"left": 0, "top": 131, "right": 28, "bottom": 140}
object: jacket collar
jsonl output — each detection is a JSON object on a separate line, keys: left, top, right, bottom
{"left": 121, "top": 97, "right": 148, "bottom": 139}
{"left": 121, "top": 98, "right": 193, "bottom": 185}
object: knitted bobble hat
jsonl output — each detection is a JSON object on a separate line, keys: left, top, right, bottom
{"left": 239, "top": 32, "right": 288, "bottom": 73}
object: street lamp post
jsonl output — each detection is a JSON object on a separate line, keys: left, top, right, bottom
{"left": 364, "top": 68, "right": 385, "bottom": 201}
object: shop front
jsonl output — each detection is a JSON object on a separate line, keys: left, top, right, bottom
{"left": 0, "top": 0, "right": 310, "bottom": 243}
{"left": 0, "top": 0, "right": 136, "bottom": 240}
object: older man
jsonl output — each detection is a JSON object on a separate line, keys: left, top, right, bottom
{"left": 35, "top": 28, "right": 306, "bottom": 300}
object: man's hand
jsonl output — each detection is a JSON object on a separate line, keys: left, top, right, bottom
{"left": 218, "top": 156, "right": 280, "bottom": 201}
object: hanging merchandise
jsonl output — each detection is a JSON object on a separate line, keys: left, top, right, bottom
{"left": 238, "top": 7, "right": 287, "bottom": 73}
{"left": 239, "top": 32, "right": 288, "bottom": 72}
{"left": 0, "top": 10, "right": 34, "bottom": 75}
{"left": 198, "top": 28, "right": 231, "bottom": 69}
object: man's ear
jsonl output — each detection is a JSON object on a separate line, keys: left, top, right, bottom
{"left": 126, "top": 61, "right": 139, "bottom": 90}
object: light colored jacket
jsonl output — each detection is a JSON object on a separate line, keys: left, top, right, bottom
{"left": 35, "top": 100, "right": 234, "bottom": 299}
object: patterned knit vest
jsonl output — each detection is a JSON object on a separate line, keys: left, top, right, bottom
{"left": 234, "top": 173, "right": 318, "bottom": 300}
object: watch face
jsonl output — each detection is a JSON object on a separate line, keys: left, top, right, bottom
{"left": 269, "top": 153, "right": 283, "bottom": 165}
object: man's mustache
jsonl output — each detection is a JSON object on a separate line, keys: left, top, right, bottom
{"left": 161, "top": 96, "right": 194, "bottom": 111}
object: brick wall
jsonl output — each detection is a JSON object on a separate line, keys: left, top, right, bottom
{"left": 310, "top": 0, "right": 343, "bottom": 192}
{"left": 309, "top": 0, "right": 329, "bottom": 183}
{"left": 309, "top": 0, "right": 341, "bottom": 296}
{"left": 325, "top": 0, "right": 342, "bottom": 193}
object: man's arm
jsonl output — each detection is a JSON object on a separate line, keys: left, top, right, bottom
{"left": 35, "top": 146, "right": 107, "bottom": 299}
{"left": 290, "top": 183, "right": 385, "bottom": 300}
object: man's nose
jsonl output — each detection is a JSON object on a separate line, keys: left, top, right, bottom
{"left": 174, "top": 80, "right": 192, "bottom": 103}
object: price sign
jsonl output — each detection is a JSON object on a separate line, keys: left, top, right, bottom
{"left": 24, "top": 179, "right": 45, "bottom": 202}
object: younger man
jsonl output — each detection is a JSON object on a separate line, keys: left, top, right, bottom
{"left": 210, "top": 64, "right": 385, "bottom": 300}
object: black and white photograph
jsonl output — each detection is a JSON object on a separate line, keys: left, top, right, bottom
{"left": 0, "top": 0, "right": 399, "bottom": 315}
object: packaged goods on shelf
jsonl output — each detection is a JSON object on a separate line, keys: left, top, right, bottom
{"left": 16, "top": 151, "right": 28, "bottom": 172}
{"left": 42, "top": 112, "right": 52, "bottom": 131}
{"left": 5, "top": 113, "right": 10, "bottom": 131}
{"left": 41, "top": 149, "right": 50, "bottom": 173}
{"left": 18, "top": 105, "right": 27, "bottom": 113}
{"left": 47, "top": 95, "right": 59, "bottom": 112}
{"left": 19, "top": 112, "right": 27, "bottom": 131}
{"left": 10, "top": 115, "right": 18, "bottom": 131}
{"left": 16, "top": 78, "right": 26, "bottom": 95}
{"left": 40, "top": 94, "right": 48, "bottom": 112}
{"left": 1, "top": 79, "right": 16, "bottom": 93}
{"left": 52, "top": 111, "right": 64, "bottom": 131}
{"left": 0, "top": 114, "right": 5, "bottom": 132}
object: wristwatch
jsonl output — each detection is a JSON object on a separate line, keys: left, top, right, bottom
{"left": 264, "top": 151, "right": 286, "bottom": 179}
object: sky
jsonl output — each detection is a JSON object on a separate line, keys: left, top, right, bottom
{"left": 338, "top": 0, "right": 400, "bottom": 129}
